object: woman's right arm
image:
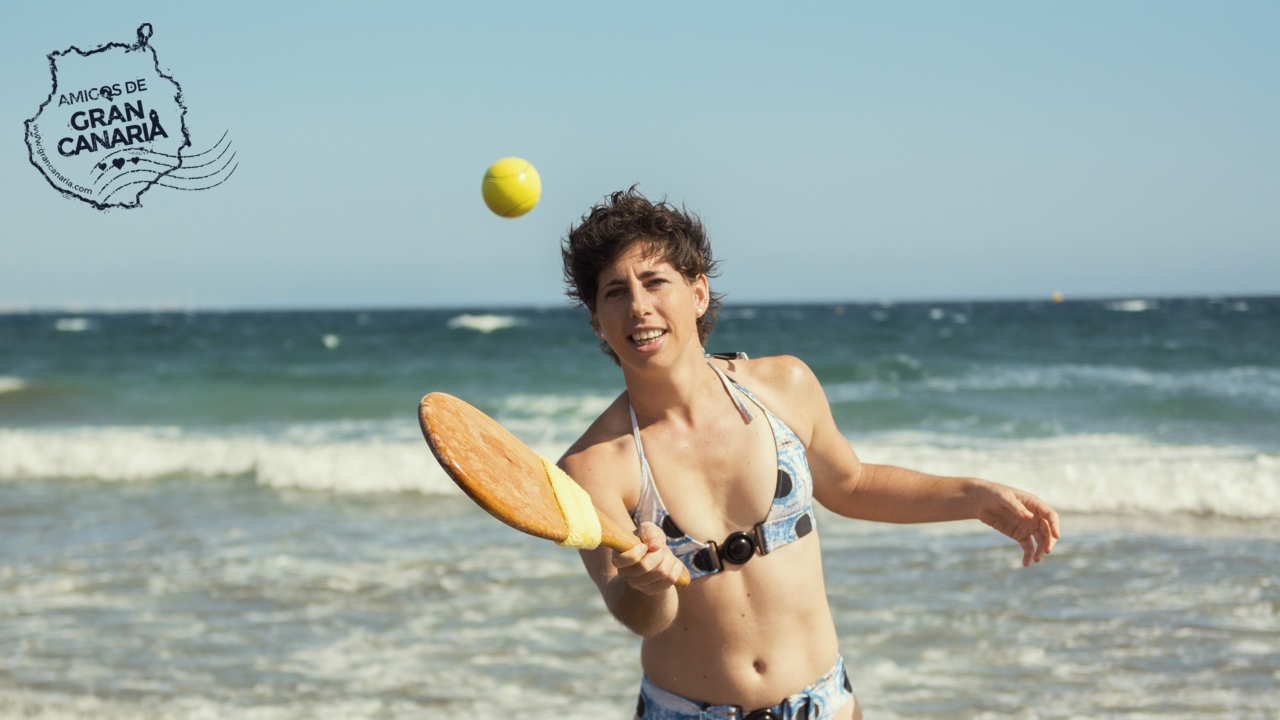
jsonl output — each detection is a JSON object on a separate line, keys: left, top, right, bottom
{"left": 580, "top": 523, "right": 681, "bottom": 637}
{"left": 562, "top": 448, "right": 683, "bottom": 637}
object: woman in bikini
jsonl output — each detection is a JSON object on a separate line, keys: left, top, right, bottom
{"left": 560, "top": 189, "right": 1060, "bottom": 720}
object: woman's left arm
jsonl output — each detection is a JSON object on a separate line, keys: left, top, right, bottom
{"left": 770, "top": 357, "right": 1061, "bottom": 566}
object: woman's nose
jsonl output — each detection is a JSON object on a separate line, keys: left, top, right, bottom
{"left": 629, "top": 285, "right": 652, "bottom": 316}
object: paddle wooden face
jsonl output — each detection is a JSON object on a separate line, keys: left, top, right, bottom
{"left": 419, "top": 393, "right": 690, "bottom": 588}
{"left": 419, "top": 392, "right": 569, "bottom": 543}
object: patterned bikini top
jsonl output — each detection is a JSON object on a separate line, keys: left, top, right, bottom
{"left": 628, "top": 355, "right": 817, "bottom": 580}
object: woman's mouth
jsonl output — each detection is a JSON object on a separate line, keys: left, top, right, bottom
{"left": 629, "top": 328, "right": 666, "bottom": 349}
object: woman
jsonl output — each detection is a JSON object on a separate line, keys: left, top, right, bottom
{"left": 560, "top": 189, "right": 1060, "bottom": 720}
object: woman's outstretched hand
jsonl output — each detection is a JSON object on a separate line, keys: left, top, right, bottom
{"left": 972, "top": 481, "right": 1061, "bottom": 566}
{"left": 613, "top": 522, "right": 686, "bottom": 595}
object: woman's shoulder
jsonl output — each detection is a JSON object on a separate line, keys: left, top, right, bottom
{"left": 712, "top": 354, "right": 827, "bottom": 442}
{"left": 712, "top": 353, "right": 820, "bottom": 397}
{"left": 559, "top": 391, "right": 640, "bottom": 503}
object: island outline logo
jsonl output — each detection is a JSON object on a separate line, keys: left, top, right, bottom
{"left": 24, "top": 23, "right": 236, "bottom": 210}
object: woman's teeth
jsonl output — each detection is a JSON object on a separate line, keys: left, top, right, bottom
{"left": 631, "top": 329, "right": 665, "bottom": 343}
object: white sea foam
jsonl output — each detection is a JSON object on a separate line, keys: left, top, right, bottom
{"left": 0, "top": 427, "right": 480, "bottom": 495}
{"left": 0, "top": 688, "right": 626, "bottom": 720}
{"left": 54, "top": 317, "right": 91, "bottom": 332}
{"left": 1106, "top": 299, "right": 1154, "bottom": 312}
{"left": 852, "top": 431, "right": 1280, "bottom": 519}
{"left": 1, "top": 423, "right": 1277, "bottom": 518}
{"left": 0, "top": 394, "right": 611, "bottom": 492}
{"left": 0, "top": 377, "right": 26, "bottom": 394}
{"left": 446, "top": 314, "right": 523, "bottom": 333}
{"left": 495, "top": 393, "right": 616, "bottom": 443}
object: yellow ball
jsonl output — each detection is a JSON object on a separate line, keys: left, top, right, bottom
{"left": 481, "top": 157, "right": 541, "bottom": 218}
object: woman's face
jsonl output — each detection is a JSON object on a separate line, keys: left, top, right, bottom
{"left": 591, "top": 243, "right": 708, "bottom": 369}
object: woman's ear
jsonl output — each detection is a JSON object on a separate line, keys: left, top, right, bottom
{"left": 693, "top": 274, "right": 710, "bottom": 317}
{"left": 589, "top": 314, "right": 603, "bottom": 338}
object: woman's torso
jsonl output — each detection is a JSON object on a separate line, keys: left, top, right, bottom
{"left": 620, "top": 359, "right": 841, "bottom": 708}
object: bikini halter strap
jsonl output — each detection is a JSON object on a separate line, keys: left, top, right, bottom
{"left": 705, "top": 360, "right": 755, "bottom": 424}
{"left": 628, "top": 405, "right": 647, "bottom": 463}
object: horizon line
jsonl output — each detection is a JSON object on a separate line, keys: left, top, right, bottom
{"left": 0, "top": 292, "right": 1274, "bottom": 315}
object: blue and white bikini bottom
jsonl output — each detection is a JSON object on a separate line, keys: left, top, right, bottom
{"left": 636, "top": 654, "right": 855, "bottom": 720}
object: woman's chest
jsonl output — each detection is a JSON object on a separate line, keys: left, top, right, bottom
{"left": 642, "top": 414, "right": 780, "bottom": 539}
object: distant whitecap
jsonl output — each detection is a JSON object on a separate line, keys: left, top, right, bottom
{"left": 447, "top": 314, "right": 523, "bottom": 333}
{"left": 55, "top": 317, "right": 91, "bottom": 332}
{"left": 0, "top": 376, "right": 27, "bottom": 394}
{"left": 322, "top": 334, "right": 341, "bottom": 349}
{"left": 1107, "top": 299, "right": 1152, "bottom": 312}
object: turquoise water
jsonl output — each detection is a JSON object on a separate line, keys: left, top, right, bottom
{"left": 1, "top": 298, "right": 1277, "bottom": 718}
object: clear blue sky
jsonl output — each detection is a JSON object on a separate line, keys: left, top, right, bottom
{"left": 2, "top": 1, "right": 1276, "bottom": 309}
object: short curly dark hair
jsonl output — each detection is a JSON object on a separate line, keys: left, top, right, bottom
{"left": 562, "top": 187, "right": 723, "bottom": 363}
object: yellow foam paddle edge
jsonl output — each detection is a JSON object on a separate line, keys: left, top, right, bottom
{"left": 540, "top": 456, "right": 602, "bottom": 550}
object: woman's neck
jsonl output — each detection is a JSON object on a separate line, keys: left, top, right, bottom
{"left": 621, "top": 345, "right": 724, "bottom": 426}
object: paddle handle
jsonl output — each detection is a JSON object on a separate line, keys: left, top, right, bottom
{"left": 596, "top": 507, "right": 692, "bottom": 588}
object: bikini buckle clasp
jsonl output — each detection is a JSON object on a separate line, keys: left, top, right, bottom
{"left": 718, "top": 531, "right": 758, "bottom": 565}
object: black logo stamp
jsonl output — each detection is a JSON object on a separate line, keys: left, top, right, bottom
{"left": 24, "top": 24, "right": 236, "bottom": 210}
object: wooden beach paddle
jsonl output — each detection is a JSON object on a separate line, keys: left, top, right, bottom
{"left": 418, "top": 392, "right": 691, "bottom": 587}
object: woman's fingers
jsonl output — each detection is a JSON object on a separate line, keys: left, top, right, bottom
{"left": 615, "top": 544, "right": 661, "bottom": 574}
{"left": 1000, "top": 489, "right": 1035, "bottom": 520}
{"left": 612, "top": 539, "right": 649, "bottom": 569}
{"left": 635, "top": 551, "right": 683, "bottom": 594}
{"left": 1023, "top": 493, "right": 1062, "bottom": 539}
{"left": 633, "top": 551, "right": 682, "bottom": 595}
{"left": 1019, "top": 534, "right": 1034, "bottom": 567}
{"left": 1036, "top": 518, "right": 1054, "bottom": 557}
{"left": 975, "top": 483, "right": 1062, "bottom": 566}
{"left": 634, "top": 521, "right": 667, "bottom": 550}
{"left": 1020, "top": 494, "right": 1059, "bottom": 564}
{"left": 613, "top": 522, "right": 681, "bottom": 595}
{"left": 614, "top": 522, "right": 663, "bottom": 568}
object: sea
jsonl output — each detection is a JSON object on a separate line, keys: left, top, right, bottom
{"left": 0, "top": 297, "right": 1277, "bottom": 719}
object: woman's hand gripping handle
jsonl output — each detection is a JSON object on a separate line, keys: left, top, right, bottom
{"left": 610, "top": 521, "right": 691, "bottom": 591}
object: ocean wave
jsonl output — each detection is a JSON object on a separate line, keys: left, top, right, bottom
{"left": 852, "top": 431, "right": 1280, "bottom": 520}
{"left": 2, "top": 424, "right": 1278, "bottom": 518}
{"left": 0, "top": 426, "right": 494, "bottom": 495}
{"left": 54, "top": 317, "right": 92, "bottom": 332}
{"left": 0, "top": 393, "right": 617, "bottom": 493}
{"left": 0, "top": 376, "right": 26, "bottom": 394}
{"left": 823, "top": 365, "right": 1280, "bottom": 405}
{"left": 495, "top": 393, "right": 616, "bottom": 443}
{"left": 446, "top": 314, "right": 524, "bottom": 333}
{"left": 1106, "top": 299, "right": 1155, "bottom": 312}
